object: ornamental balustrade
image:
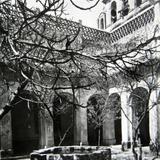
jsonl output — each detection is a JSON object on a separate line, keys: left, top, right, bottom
{"left": 0, "top": 3, "right": 156, "bottom": 46}
{"left": 110, "top": 6, "right": 155, "bottom": 43}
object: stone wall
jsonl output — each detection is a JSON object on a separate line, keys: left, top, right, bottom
{"left": 30, "top": 146, "right": 111, "bottom": 160}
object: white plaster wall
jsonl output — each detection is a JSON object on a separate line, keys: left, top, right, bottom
{"left": 109, "top": 86, "right": 133, "bottom": 145}
{"left": 75, "top": 88, "right": 108, "bottom": 145}
{"left": 128, "top": 0, "right": 135, "bottom": 10}
{"left": 121, "top": 91, "right": 132, "bottom": 144}
{"left": 149, "top": 90, "right": 159, "bottom": 143}
{"left": 102, "top": 0, "right": 123, "bottom": 29}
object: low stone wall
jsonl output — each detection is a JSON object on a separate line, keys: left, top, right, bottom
{"left": 30, "top": 146, "right": 111, "bottom": 160}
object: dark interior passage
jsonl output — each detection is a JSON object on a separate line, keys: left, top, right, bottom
{"left": 11, "top": 91, "right": 39, "bottom": 155}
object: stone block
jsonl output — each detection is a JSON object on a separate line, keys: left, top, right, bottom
{"left": 76, "top": 154, "right": 89, "bottom": 160}
{"left": 89, "top": 150, "right": 111, "bottom": 160}
{"left": 30, "top": 146, "right": 111, "bottom": 160}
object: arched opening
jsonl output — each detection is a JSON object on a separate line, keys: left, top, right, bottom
{"left": 87, "top": 94, "right": 105, "bottom": 146}
{"left": 98, "top": 12, "right": 106, "bottom": 29}
{"left": 100, "top": 18, "right": 104, "bottom": 30}
{"left": 111, "top": 1, "right": 117, "bottom": 23}
{"left": 11, "top": 91, "right": 40, "bottom": 155}
{"left": 135, "top": 0, "right": 142, "bottom": 7}
{"left": 122, "top": 0, "right": 129, "bottom": 16}
{"left": 53, "top": 92, "right": 75, "bottom": 146}
{"left": 108, "top": 93, "right": 121, "bottom": 144}
{"left": 130, "top": 87, "right": 150, "bottom": 146}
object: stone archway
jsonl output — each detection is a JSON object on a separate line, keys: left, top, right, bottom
{"left": 108, "top": 93, "right": 122, "bottom": 145}
{"left": 130, "top": 87, "right": 150, "bottom": 146}
{"left": 11, "top": 90, "right": 40, "bottom": 155}
{"left": 87, "top": 94, "right": 105, "bottom": 146}
{"left": 53, "top": 92, "right": 76, "bottom": 146}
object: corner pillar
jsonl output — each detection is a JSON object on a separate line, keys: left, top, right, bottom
{"left": 103, "top": 112, "right": 116, "bottom": 145}
{"left": 0, "top": 112, "right": 12, "bottom": 154}
{"left": 74, "top": 107, "right": 88, "bottom": 145}
{"left": 39, "top": 110, "right": 54, "bottom": 148}
{"left": 74, "top": 89, "right": 88, "bottom": 145}
{"left": 149, "top": 90, "right": 159, "bottom": 150}
{"left": 121, "top": 91, "right": 132, "bottom": 149}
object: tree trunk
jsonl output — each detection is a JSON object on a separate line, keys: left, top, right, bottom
{"left": 132, "top": 137, "right": 138, "bottom": 160}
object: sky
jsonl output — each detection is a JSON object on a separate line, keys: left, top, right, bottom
{"left": 26, "top": 0, "right": 104, "bottom": 28}
{"left": 63, "top": 0, "right": 104, "bottom": 28}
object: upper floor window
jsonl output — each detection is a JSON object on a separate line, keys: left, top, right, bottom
{"left": 98, "top": 12, "right": 106, "bottom": 29}
{"left": 135, "top": 0, "right": 142, "bottom": 7}
{"left": 100, "top": 18, "right": 104, "bottom": 29}
{"left": 122, "top": 0, "right": 129, "bottom": 16}
{"left": 121, "top": 0, "right": 129, "bottom": 16}
{"left": 111, "top": 1, "right": 117, "bottom": 23}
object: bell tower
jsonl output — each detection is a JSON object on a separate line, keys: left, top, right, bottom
{"left": 97, "top": 0, "right": 147, "bottom": 32}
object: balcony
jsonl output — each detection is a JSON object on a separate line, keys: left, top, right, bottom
{"left": 110, "top": 4, "right": 155, "bottom": 43}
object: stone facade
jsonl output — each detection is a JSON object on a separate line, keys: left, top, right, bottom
{"left": 97, "top": 0, "right": 160, "bottom": 150}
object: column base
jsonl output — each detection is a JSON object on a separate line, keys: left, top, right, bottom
{"left": 0, "top": 149, "right": 13, "bottom": 158}
{"left": 150, "top": 141, "right": 160, "bottom": 153}
{"left": 74, "top": 140, "right": 88, "bottom": 146}
{"left": 103, "top": 139, "right": 116, "bottom": 146}
{"left": 121, "top": 141, "right": 132, "bottom": 151}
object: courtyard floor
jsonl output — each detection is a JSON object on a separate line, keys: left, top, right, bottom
{"left": 1, "top": 145, "right": 160, "bottom": 160}
{"left": 111, "top": 145, "right": 160, "bottom": 160}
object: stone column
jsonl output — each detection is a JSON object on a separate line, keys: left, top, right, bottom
{"left": 0, "top": 83, "right": 16, "bottom": 154}
{"left": 74, "top": 89, "right": 88, "bottom": 145}
{"left": 39, "top": 109, "right": 54, "bottom": 148}
{"left": 74, "top": 107, "right": 88, "bottom": 145}
{"left": 154, "top": 1, "right": 160, "bottom": 26}
{"left": 157, "top": 98, "right": 160, "bottom": 147}
{"left": 103, "top": 112, "right": 116, "bottom": 145}
{"left": 0, "top": 112, "right": 12, "bottom": 155}
{"left": 0, "top": 121, "right": 1, "bottom": 150}
{"left": 39, "top": 111, "right": 48, "bottom": 148}
{"left": 117, "top": 1, "right": 123, "bottom": 20}
{"left": 121, "top": 91, "right": 132, "bottom": 149}
{"left": 149, "top": 90, "right": 159, "bottom": 148}
{"left": 45, "top": 111, "right": 54, "bottom": 147}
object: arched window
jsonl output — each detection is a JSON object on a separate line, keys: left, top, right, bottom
{"left": 100, "top": 18, "right": 104, "bottom": 29}
{"left": 111, "top": 1, "right": 117, "bottom": 23}
{"left": 53, "top": 92, "right": 76, "bottom": 146}
{"left": 136, "top": 0, "right": 142, "bottom": 7}
{"left": 121, "top": 0, "right": 129, "bottom": 16}
{"left": 98, "top": 12, "right": 106, "bottom": 29}
{"left": 108, "top": 93, "right": 122, "bottom": 145}
{"left": 129, "top": 87, "right": 150, "bottom": 146}
{"left": 87, "top": 94, "right": 106, "bottom": 146}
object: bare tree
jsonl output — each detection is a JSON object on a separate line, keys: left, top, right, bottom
{"left": 1, "top": 1, "right": 160, "bottom": 154}
{"left": 87, "top": 94, "right": 106, "bottom": 146}
{"left": 113, "top": 57, "right": 160, "bottom": 160}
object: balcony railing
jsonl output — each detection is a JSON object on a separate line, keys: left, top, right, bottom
{"left": 110, "top": 5, "right": 155, "bottom": 43}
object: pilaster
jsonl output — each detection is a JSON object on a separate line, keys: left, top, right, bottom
{"left": 103, "top": 112, "right": 116, "bottom": 145}
{"left": 149, "top": 90, "right": 159, "bottom": 150}
{"left": 121, "top": 91, "right": 132, "bottom": 149}
{"left": 74, "top": 107, "right": 88, "bottom": 145}
{"left": 39, "top": 110, "right": 48, "bottom": 148}
{"left": 0, "top": 112, "right": 12, "bottom": 153}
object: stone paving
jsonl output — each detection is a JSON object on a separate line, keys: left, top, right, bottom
{"left": 111, "top": 145, "right": 160, "bottom": 160}
{"left": 1, "top": 145, "right": 160, "bottom": 160}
